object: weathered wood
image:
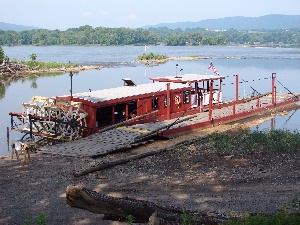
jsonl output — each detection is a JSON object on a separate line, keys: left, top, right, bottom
{"left": 133, "top": 115, "right": 197, "bottom": 143}
{"left": 0, "top": 61, "right": 28, "bottom": 76}
{"left": 66, "top": 185, "right": 224, "bottom": 224}
{"left": 73, "top": 131, "right": 210, "bottom": 177}
{"left": 73, "top": 148, "right": 162, "bottom": 177}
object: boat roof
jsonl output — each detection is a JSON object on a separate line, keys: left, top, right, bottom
{"left": 64, "top": 82, "right": 190, "bottom": 103}
{"left": 150, "top": 73, "right": 225, "bottom": 83}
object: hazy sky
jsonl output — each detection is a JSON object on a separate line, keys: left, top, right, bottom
{"left": 1, "top": 0, "right": 299, "bottom": 30}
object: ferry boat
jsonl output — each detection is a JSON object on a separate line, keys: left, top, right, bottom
{"left": 9, "top": 72, "right": 299, "bottom": 156}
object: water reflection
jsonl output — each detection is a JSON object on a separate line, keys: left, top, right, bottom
{"left": 0, "top": 82, "right": 6, "bottom": 100}
{"left": 251, "top": 107, "right": 300, "bottom": 132}
{"left": 29, "top": 77, "right": 38, "bottom": 89}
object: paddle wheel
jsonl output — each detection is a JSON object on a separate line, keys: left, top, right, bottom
{"left": 9, "top": 96, "right": 89, "bottom": 145}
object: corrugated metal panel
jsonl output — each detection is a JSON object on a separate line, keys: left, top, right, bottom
{"left": 59, "top": 82, "right": 189, "bottom": 103}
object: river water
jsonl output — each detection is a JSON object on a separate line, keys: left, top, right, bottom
{"left": 1, "top": 45, "right": 300, "bottom": 155}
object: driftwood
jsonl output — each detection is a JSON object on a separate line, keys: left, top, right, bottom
{"left": 73, "top": 130, "right": 212, "bottom": 178}
{"left": 73, "top": 138, "right": 188, "bottom": 177}
{"left": 73, "top": 150, "right": 161, "bottom": 177}
{"left": 66, "top": 185, "right": 224, "bottom": 224}
{"left": 0, "top": 61, "right": 28, "bottom": 76}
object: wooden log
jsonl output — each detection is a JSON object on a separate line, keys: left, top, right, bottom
{"left": 66, "top": 185, "right": 224, "bottom": 224}
{"left": 73, "top": 130, "right": 210, "bottom": 178}
{"left": 73, "top": 148, "right": 162, "bottom": 177}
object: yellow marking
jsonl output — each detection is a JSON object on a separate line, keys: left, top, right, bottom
{"left": 117, "top": 126, "right": 150, "bottom": 133}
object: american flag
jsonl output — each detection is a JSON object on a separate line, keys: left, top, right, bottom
{"left": 208, "top": 62, "right": 220, "bottom": 76}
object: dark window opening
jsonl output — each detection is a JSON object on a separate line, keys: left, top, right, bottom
{"left": 114, "top": 103, "right": 127, "bottom": 123}
{"left": 183, "top": 91, "right": 190, "bottom": 104}
{"left": 128, "top": 100, "right": 138, "bottom": 118}
{"left": 163, "top": 95, "right": 167, "bottom": 108}
{"left": 96, "top": 106, "right": 113, "bottom": 127}
{"left": 152, "top": 97, "right": 159, "bottom": 110}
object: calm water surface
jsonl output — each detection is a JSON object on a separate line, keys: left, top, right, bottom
{"left": 1, "top": 46, "right": 300, "bottom": 155}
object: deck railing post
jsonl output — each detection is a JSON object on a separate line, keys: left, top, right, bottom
{"left": 235, "top": 75, "right": 239, "bottom": 102}
{"left": 209, "top": 80, "right": 213, "bottom": 121}
{"left": 167, "top": 83, "right": 171, "bottom": 120}
{"left": 272, "top": 73, "right": 276, "bottom": 106}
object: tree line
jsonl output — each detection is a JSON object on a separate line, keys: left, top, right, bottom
{"left": 0, "top": 25, "right": 299, "bottom": 46}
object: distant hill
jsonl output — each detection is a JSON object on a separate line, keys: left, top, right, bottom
{"left": 144, "top": 14, "right": 300, "bottom": 30}
{"left": 0, "top": 22, "right": 40, "bottom": 31}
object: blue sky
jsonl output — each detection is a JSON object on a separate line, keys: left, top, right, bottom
{"left": 1, "top": 0, "right": 299, "bottom": 30}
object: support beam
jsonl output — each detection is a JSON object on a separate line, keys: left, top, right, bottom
{"left": 208, "top": 80, "right": 213, "bottom": 121}
{"left": 167, "top": 83, "right": 171, "bottom": 120}
{"left": 272, "top": 73, "right": 276, "bottom": 106}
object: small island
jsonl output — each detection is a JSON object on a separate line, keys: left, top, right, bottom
{"left": 0, "top": 47, "right": 101, "bottom": 83}
{"left": 136, "top": 52, "right": 210, "bottom": 64}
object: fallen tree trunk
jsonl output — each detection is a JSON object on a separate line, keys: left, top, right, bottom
{"left": 73, "top": 137, "right": 190, "bottom": 177}
{"left": 73, "top": 150, "right": 161, "bottom": 177}
{"left": 66, "top": 185, "right": 224, "bottom": 224}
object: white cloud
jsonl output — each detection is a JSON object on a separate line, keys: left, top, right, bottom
{"left": 82, "top": 11, "right": 93, "bottom": 17}
{"left": 97, "top": 10, "right": 109, "bottom": 17}
{"left": 123, "top": 13, "right": 137, "bottom": 20}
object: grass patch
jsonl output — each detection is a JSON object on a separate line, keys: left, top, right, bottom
{"left": 208, "top": 128, "right": 300, "bottom": 155}
{"left": 225, "top": 193, "right": 300, "bottom": 225}
{"left": 225, "top": 211, "right": 300, "bottom": 225}
{"left": 21, "top": 60, "right": 78, "bottom": 70}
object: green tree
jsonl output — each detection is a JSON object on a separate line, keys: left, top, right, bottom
{"left": 0, "top": 46, "right": 5, "bottom": 63}
{"left": 30, "top": 53, "right": 37, "bottom": 61}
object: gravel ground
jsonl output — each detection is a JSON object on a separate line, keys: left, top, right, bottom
{"left": 1, "top": 121, "right": 300, "bottom": 225}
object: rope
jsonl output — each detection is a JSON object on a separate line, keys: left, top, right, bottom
{"left": 284, "top": 108, "right": 298, "bottom": 125}
{"left": 277, "top": 79, "right": 298, "bottom": 99}
{"left": 250, "top": 86, "right": 261, "bottom": 96}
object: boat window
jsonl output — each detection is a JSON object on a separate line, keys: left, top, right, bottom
{"left": 152, "top": 97, "right": 159, "bottom": 110}
{"left": 96, "top": 106, "right": 113, "bottom": 127}
{"left": 163, "top": 95, "right": 167, "bottom": 108}
{"left": 183, "top": 91, "right": 190, "bottom": 104}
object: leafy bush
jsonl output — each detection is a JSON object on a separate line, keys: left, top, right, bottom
{"left": 23, "top": 213, "right": 48, "bottom": 225}
{"left": 126, "top": 215, "right": 135, "bottom": 225}
{"left": 137, "top": 52, "right": 167, "bottom": 61}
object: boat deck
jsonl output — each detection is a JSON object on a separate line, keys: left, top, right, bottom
{"left": 40, "top": 93, "right": 298, "bottom": 157}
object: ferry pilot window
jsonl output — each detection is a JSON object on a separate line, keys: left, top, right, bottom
{"left": 152, "top": 97, "right": 159, "bottom": 110}
{"left": 183, "top": 91, "right": 190, "bottom": 104}
{"left": 163, "top": 95, "right": 167, "bottom": 108}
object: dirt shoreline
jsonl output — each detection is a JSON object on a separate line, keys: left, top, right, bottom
{"left": 1, "top": 115, "right": 299, "bottom": 224}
